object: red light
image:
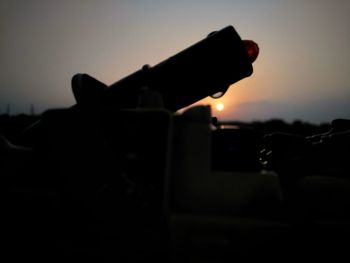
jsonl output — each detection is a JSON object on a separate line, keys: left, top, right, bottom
{"left": 243, "top": 40, "right": 259, "bottom": 63}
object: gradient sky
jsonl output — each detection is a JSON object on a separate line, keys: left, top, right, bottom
{"left": 1, "top": 0, "right": 350, "bottom": 123}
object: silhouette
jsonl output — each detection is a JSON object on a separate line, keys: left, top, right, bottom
{"left": 1, "top": 25, "right": 349, "bottom": 262}
{"left": 0, "top": 26, "right": 258, "bottom": 262}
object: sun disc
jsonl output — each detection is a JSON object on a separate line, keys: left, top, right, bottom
{"left": 216, "top": 103, "right": 224, "bottom": 111}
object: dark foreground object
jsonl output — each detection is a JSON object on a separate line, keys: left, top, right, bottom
{"left": 2, "top": 111, "right": 350, "bottom": 262}
{"left": 1, "top": 25, "right": 350, "bottom": 262}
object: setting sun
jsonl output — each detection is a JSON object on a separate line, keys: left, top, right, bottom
{"left": 216, "top": 103, "right": 224, "bottom": 111}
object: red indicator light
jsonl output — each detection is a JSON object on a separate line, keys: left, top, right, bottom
{"left": 243, "top": 40, "right": 259, "bottom": 63}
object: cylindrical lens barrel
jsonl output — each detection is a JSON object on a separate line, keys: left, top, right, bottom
{"left": 104, "top": 26, "right": 254, "bottom": 111}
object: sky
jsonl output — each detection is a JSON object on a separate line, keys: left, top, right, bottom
{"left": 1, "top": 0, "right": 350, "bottom": 123}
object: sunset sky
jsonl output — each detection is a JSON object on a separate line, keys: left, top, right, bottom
{"left": 1, "top": 0, "right": 350, "bottom": 123}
